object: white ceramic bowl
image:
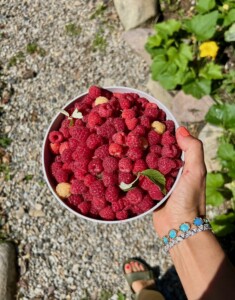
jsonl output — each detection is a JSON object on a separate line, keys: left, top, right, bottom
{"left": 42, "top": 86, "right": 183, "bottom": 224}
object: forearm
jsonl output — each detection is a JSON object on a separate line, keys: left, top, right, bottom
{"left": 170, "top": 231, "right": 235, "bottom": 299}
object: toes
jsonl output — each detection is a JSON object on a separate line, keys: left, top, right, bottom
{"left": 130, "top": 261, "right": 137, "bottom": 272}
{"left": 125, "top": 263, "right": 132, "bottom": 274}
{"left": 139, "top": 263, "right": 145, "bottom": 271}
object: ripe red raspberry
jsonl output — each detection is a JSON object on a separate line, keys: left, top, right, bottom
{"left": 86, "top": 134, "right": 103, "bottom": 149}
{"left": 109, "top": 97, "right": 121, "bottom": 111}
{"left": 74, "top": 169, "right": 86, "bottom": 180}
{"left": 118, "top": 172, "right": 135, "bottom": 184}
{"left": 148, "top": 184, "right": 163, "bottom": 200}
{"left": 126, "top": 133, "right": 142, "bottom": 148}
{"left": 88, "top": 85, "right": 102, "bottom": 99}
{"left": 70, "top": 159, "right": 89, "bottom": 172}
{"left": 71, "top": 180, "right": 88, "bottom": 195}
{"left": 131, "top": 205, "right": 142, "bottom": 215}
{"left": 68, "top": 138, "right": 79, "bottom": 151}
{"left": 144, "top": 102, "right": 159, "bottom": 119}
{"left": 98, "top": 103, "right": 113, "bottom": 118}
{"left": 99, "top": 206, "right": 115, "bottom": 220}
{"left": 97, "top": 122, "right": 116, "bottom": 138}
{"left": 84, "top": 174, "right": 96, "bottom": 186}
{"left": 166, "top": 176, "right": 175, "bottom": 191}
{"left": 133, "top": 159, "right": 148, "bottom": 174}
{"left": 49, "top": 131, "right": 64, "bottom": 143}
{"left": 118, "top": 158, "right": 133, "bottom": 173}
{"left": 132, "top": 125, "right": 146, "bottom": 136}
{"left": 87, "top": 111, "right": 102, "bottom": 128}
{"left": 68, "top": 195, "right": 83, "bottom": 207}
{"left": 102, "top": 172, "right": 118, "bottom": 187}
{"left": 112, "top": 132, "right": 126, "bottom": 145}
{"left": 109, "top": 143, "right": 123, "bottom": 158}
{"left": 88, "top": 158, "right": 103, "bottom": 175}
{"left": 119, "top": 97, "right": 131, "bottom": 109}
{"left": 164, "top": 120, "right": 175, "bottom": 133}
{"left": 50, "top": 143, "right": 60, "bottom": 154}
{"left": 125, "top": 118, "right": 138, "bottom": 130}
{"left": 139, "top": 176, "right": 153, "bottom": 191}
{"left": 59, "top": 142, "right": 69, "bottom": 154}
{"left": 59, "top": 127, "right": 70, "bottom": 139}
{"left": 72, "top": 146, "right": 92, "bottom": 160}
{"left": 112, "top": 198, "right": 125, "bottom": 212}
{"left": 51, "top": 162, "right": 63, "bottom": 175}
{"left": 82, "top": 191, "right": 93, "bottom": 201}
{"left": 158, "top": 157, "right": 176, "bottom": 175}
{"left": 158, "top": 109, "right": 166, "bottom": 121}
{"left": 137, "top": 194, "right": 154, "bottom": 213}
{"left": 90, "top": 204, "right": 99, "bottom": 217}
{"left": 94, "top": 144, "right": 109, "bottom": 159}
{"left": 105, "top": 186, "right": 119, "bottom": 202}
{"left": 161, "top": 144, "right": 179, "bottom": 158}
{"left": 103, "top": 156, "right": 118, "bottom": 173}
{"left": 55, "top": 155, "right": 62, "bottom": 162}
{"left": 83, "top": 95, "right": 94, "bottom": 106}
{"left": 146, "top": 152, "right": 158, "bottom": 169}
{"left": 126, "top": 187, "right": 143, "bottom": 205}
{"left": 161, "top": 131, "right": 176, "bottom": 145}
{"left": 150, "top": 145, "right": 162, "bottom": 155}
{"left": 140, "top": 116, "right": 151, "bottom": 129}
{"left": 61, "top": 149, "right": 73, "bottom": 163}
{"left": 92, "top": 197, "right": 107, "bottom": 210}
{"left": 74, "top": 119, "right": 84, "bottom": 126}
{"left": 89, "top": 180, "right": 105, "bottom": 198}
{"left": 78, "top": 201, "right": 91, "bottom": 215}
{"left": 113, "top": 118, "right": 126, "bottom": 132}
{"left": 54, "top": 169, "right": 69, "bottom": 183}
{"left": 75, "top": 102, "right": 89, "bottom": 113}
{"left": 69, "top": 127, "right": 90, "bottom": 143}
{"left": 137, "top": 97, "right": 149, "bottom": 109}
{"left": 126, "top": 147, "right": 143, "bottom": 160}
{"left": 62, "top": 162, "right": 72, "bottom": 172}
{"left": 122, "top": 108, "right": 136, "bottom": 119}
{"left": 61, "top": 118, "right": 70, "bottom": 128}
{"left": 148, "top": 130, "right": 161, "bottom": 146}
{"left": 116, "top": 210, "right": 128, "bottom": 220}
{"left": 170, "top": 170, "right": 179, "bottom": 177}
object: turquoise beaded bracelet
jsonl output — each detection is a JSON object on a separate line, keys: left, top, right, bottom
{"left": 162, "top": 217, "right": 212, "bottom": 253}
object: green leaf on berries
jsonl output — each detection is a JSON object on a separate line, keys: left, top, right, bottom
{"left": 71, "top": 108, "right": 83, "bottom": 119}
{"left": 60, "top": 109, "right": 70, "bottom": 117}
{"left": 119, "top": 174, "right": 140, "bottom": 192}
{"left": 140, "top": 169, "right": 166, "bottom": 195}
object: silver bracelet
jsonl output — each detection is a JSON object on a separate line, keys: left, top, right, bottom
{"left": 162, "top": 218, "right": 212, "bottom": 254}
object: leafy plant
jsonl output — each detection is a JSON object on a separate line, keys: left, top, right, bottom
{"left": 8, "top": 51, "right": 25, "bottom": 68}
{"left": 92, "top": 28, "right": 107, "bottom": 52}
{"left": 26, "top": 43, "right": 46, "bottom": 56}
{"left": 65, "top": 23, "right": 82, "bottom": 36}
{"left": 146, "top": 0, "right": 235, "bottom": 99}
{"left": 0, "top": 135, "right": 11, "bottom": 148}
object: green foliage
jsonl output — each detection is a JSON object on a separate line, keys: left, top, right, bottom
{"left": 146, "top": 0, "right": 235, "bottom": 99}
{"left": 92, "top": 29, "right": 107, "bottom": 52}
{"left": 90, "top": 3, "right": 107, "bottom": 20}
{"left": 211, "top": 212, "right": 235, "bottom": 236}
{"left": 206, "top": 173, "right": 224, "bottom": 206}
{"left": 0, "top": 163, "right": 10, "bottom": 181}
{"left": 65, "top": 23, "right": 82, "bottom": 36}
{"left": 23, "top": 174, "right": 34, "bottom": 182}
{"left": 205, "top": 103, "right": 235, "bottom": 130}
{"left": 8, "top": 51, "right": 25, "bottom": 68}
{"left": 0, "top": 135, "right": 11, "bottom": 148}
{"left": 26, "top": 43, "right": 46, "bottom": 56}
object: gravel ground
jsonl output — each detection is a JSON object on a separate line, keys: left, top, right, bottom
{"left": 1, "top": 1, "right": 186, "bottom": 299}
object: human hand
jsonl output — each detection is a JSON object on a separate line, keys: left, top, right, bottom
{"left": 153, "top": 127, "right": 207, "bottom": 237}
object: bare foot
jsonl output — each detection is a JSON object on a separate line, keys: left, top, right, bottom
{"left": 124, "top": 261, "right": 155, "bottom": 294}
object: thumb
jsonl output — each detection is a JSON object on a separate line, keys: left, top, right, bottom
{"left": 176, "top": 127, "right": 206, "bottom": 174}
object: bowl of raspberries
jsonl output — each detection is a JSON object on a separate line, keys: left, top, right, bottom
{"left": 42, "top": 86, "right": 183, "bottom": 223}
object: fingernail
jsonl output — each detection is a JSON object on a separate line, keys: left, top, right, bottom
{"left": 126, "top": 264, "right": 130, "bottom": 269}
{"left": 178, "top": 127, "right": 190, "bottom": 137}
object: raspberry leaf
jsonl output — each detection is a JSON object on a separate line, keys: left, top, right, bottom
{"left": 140, "top": 169, "right": 166, "bottom": 195}
{"left": 119, "top": 174, "right": 140, "bottom": 192}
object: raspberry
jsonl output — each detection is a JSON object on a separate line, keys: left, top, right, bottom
{"left": 126, "top": 133, "right": 142, "bottom": 148}
{"left": 131, "top": 205, "right": 142, "bottom": 215}
{"left": 161, "top": 144, "right": 179, "bottom": 158}
{"left": 99, "top": 206, "right": 115, "bottom": 220}
{"left": 158, "top": 157, "right": 176, "bottom": 175}
{"left": 109, "top": 143, "right": 123, "bottom": 158}
{"left": 59, "top": 141, "right": 69, "bottom": 154}
{"left": 126, "top": 147, "right": 143, "bottom": 160}
{"left": 50, "top": 143, "right": 60, "bottom": 154}
{"left": 118, "top": 172, "right": 135, "bottom": 184}
{"left": 71, "top": 180, "right": 88, "bottom": 195}
{"left": 140, "top": 116, "right": 151, "bottom": 129}
{"left": 74, "top": 169, "right": 86, "bottom": 180}
{"left": 148, "top": 130, "right": 161, "bottom": 146}
{"left": 112, "top": 132, "right": 126, "bottom": 145}
{"left": 61, "top": 118, "right": 70, "bottom": 128}
{"left": 122, "top": 108, "right": 136, "bottom": 119}
{"left": 83, "top": 95, "right": 95, "bottom": 106}
{"left": 103, "top": 156, "right": 118, "bottom": 173}
{"left": 55, "top": 155, "right": 62, "bottom": 162}
{"left": 144, "top": 102, "right": 159, "bottom": 119}
{"left": 82, "top": 191, "right": 93, "bottom": 201}
{"left": 139, "top": 176, "right": 153, "bottom": 191}
{"left": 78, "top": 201, "right": 91, "bottom": 215}
{"left": 92, "top": 197, "right": 107, "bottom": 210}
{"left": 126, "top": 187, "right": 143, "bottom": 205}
{"left": 133, "top": 159, "right": 148, "bottom": 174}
{"left": 150, "top": 145, "right": 162, "bottom": 155}
{"left": 98, "top": 103, "right": 113, "bottom": 118}
{"left": 112, "top": 198, "right": 125, "bottom": 212}
{"left": 70, "top": 159, "right": 89, "bottom": 172}
{"left": 86, "top": 134, "right": 103, "bottom": 149}
{"left": 49, "top": 131, "right": 64, "bottom": 143}
{"left": 158, "top": 109, "right": 166, "bottom": 121}
{"left": 84, "top": 174, "right": 96, "bottom": 186}
{"left": 68, "top": 138, "right": 79, "bottom": 151}
{"left": 137, "top": 194, "right": 154, "bottom": 212}
{"left": 164, "top": 120, "right": 175, "bottom": 133}
{"left": 61, "top": 149, "right": 73, "bottom": 163}
{"left": 62, "top": 162, "right": 72, "bottom": 172}
{"left": 118, "top": 158, "right": 133, "bottom": 173}
{"left": 74, "top": 119, "right": 84, "bottom": 126}
{"left": 72, "top": 146, "right": 92, "bottom": 160}
{"left": 75, "top": 102, "right": 89, "bottom": 113}
{"left": 161, "top": 131, "right": 176, "bottom": 145}
{"left": 88, "top": 85, "right": 102, "bottom": 99}
{"left": 97, "top": 122, "right": 116, "bottom": 138}
{"left": 119, "top": 97, "right": 131, "bottom": 109}
{"left": 109, "top": 97, "right": 121, "bottom": 111}
{"left": 166, "top": 176, "right": 175, "bottom": 191}
{"left": 90, "top": 204, "right": 99, "bottom": 217}
{"left": 87, "top": 111, "right": 102, "bottom": 128}
{"left": 137, "top": 97, "right": 148, "bottom": 109}
{"left": 102, "top": 172, "right": 118, "bottom": 187}
{"left": 89, "top": 180, "right": 105, "bottom": 198}
{"left": 94, "top": 144, "right": 109, "bottom": 159}
{"left": 146, "top": 152, "right": 158, "bottom": 169}
{"left": 68, "top": 195, "right": 83, "bottom": 207}
{"left": 125, "top": 118, "right": 138, "bottom": 130}
{"left": 175, "top": 159, "right": 184, "bottom": 169}
{"left": 105, "top": 186, "right": 119, "bottom": 202}
{"left": 116, "top": 210, "right": 128, "bottom": 220}
{"left": 51, "top": 162, "right": 63, "bottom": 175}
{"left": 88, "top": 158, "right": 103, "bottom": 175}
{"left": 132, "top": 125, "right": 146, "bottom": 136}
{"left": 148, "top": 184, "right": 163, "bottom": 200}
{"left": 59, "top": 127, "right": 70, "bottom": 139}
{"left": 54, "top": 169, "right": 69, "bottom": 183}
{"left": 69, "top": 127, "right": 90, "bottom": 143}
{"left": 170, "top": 170, "right": 179, "bottom": 177}
{"left": 113, "top": 118, "right": 126, "bottom": 132}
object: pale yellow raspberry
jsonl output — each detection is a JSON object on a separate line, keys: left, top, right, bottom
{"left": 94, "top": 96, "right": 109, "bottom": 106}
{"left": 151, "top": 121, "right": 166, "bottom": 134}
{"left": 56, "top": 182, "right": 71, "bottom": 198}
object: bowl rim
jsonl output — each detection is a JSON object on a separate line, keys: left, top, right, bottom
{"left": 42, "top": 86, "right": 183, "bottom": 224}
